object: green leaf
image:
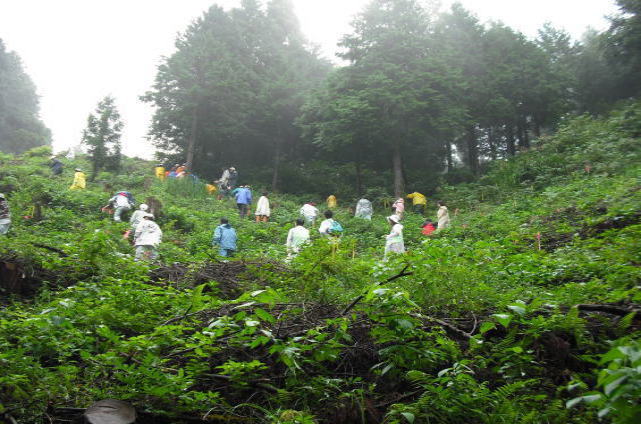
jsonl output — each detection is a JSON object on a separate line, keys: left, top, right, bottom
{"left": 479, "top": 321, "right": 495, "bottom": 335}
{"left": 401, "top": 412, "right": 415, "bottom": 423}
{"left": 507, "top": 305, "right": 526, "bottom": 316}
{"left": 254, "top": 308, "right": 276, "bottom": 324}
{"left": 492, "top": 313, "right": 512, "bottom": 328}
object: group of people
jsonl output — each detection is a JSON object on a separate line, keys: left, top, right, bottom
{"left": 155, "top": 163, "right": 190, "bottom": 180}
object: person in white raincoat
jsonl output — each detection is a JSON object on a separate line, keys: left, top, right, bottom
{"left": 286, "top": 218, "right": 310, "bottom": 260}
{"left": 134, "top": 213, "right": 162, "bottom": 261}
{"left": 255, "top": 192, "right": 271, "bottom": 223}
{"left": 436, "top": 200, "right": 450, "bottom": 230}
{"left": 354, "top": 198, "right": 373, "bottom": 220}
{"left": 299, "top": 202, "right": 319, "bottom": 227}
{"left": 384, "top": 215, "right": 405, "bottom": 260}
{"left": 107, "top": 192, "right": 134, "bottom": 222}
{"left": 129, "top": 204, "right": 149, "bottom": 230}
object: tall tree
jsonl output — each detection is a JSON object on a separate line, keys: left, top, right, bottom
{"left": 310, "top": 0, "right": 466, "bottom": 196}
{"left": 82, "top": 96, "right": 123, "bottom": 178}
{"left": 143, "top": 1, "right": 329, "bottom": 185}
{"left": 0, "top": 39, "right": 51, "bottom": 154}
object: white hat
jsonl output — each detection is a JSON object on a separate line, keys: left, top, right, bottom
{"left": 75, "top": 168, "right": 82, "bottom": 172}
{"left": 139, "top": 203, "right": 149, "bottom": 211}
{"left": 388, "top": 215, "right": 400, "bottom": 224}
{"left": 0, "top": 193, "right": 5, "bottom": 199}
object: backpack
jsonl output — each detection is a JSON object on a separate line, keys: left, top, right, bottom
{"left": 328, "top": 219, "right": 343, "bottom": 235}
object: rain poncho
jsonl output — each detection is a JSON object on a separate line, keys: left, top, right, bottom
{"left": 255, "top": 196, "right": 271, "bottom": 217}
{"left": 354, "top": 199, "right": 373, "bottom": 220}
{"left": 406, "top": 192, "right": 427, "bottom": 205}
{"left": 134, "top": 219, "right": 163, "bottom": 247}
{"left": 327, "top": 195, "right": 337, "bottom": 208}
{"left": 286, "top": 225, "right": 310, "bottom": 257}
{"left": 130, "top": 208, "right": 148, "bottom": 230}
{"left": 437, "top": 206, "right": 450, "bottom": 229}
{"left": 155, "top": 166, "right": 166, "bottom": 180}
{"left": 300, "top": 204, "right": 319, "bottom": 225}
{"left": 109, "top": 193, "right": 133, "bottom": 222}
{"left": 384, "top": 223, "right": 405, "bottom": 259}
{"left": 212, "top": 223, "right": 237, "bottom": 256}
{"left": 69, "top": 171, "right": 86, "bottom": 190}
{"left": 50, "top": 159, "right": 63, "bottom": 175}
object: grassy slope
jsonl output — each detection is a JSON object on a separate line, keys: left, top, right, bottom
{"left": 1, "top": 104, "right": 640, "bottom": 423}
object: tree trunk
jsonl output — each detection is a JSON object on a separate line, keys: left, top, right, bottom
{"left": 392, "top": 141, "right": 404, "bottom": 198}
{"left": 185, "top": 109, "right": 198, "bottom": 171}
{"left": 355, "top": 162, "right": 363, "bottom": 196}
{"left": 488, "top": 127, "right": 497, "bottom": 161}
{"left": 271, "top": 138, "right": 281, "bottom": 192}
{"left": 506, "top": 125, "right": 516, "bottom": 156}
{"left": 466, "top": 126, "right": 479, "bottom": 176}
{"left": 445, "top": 141, "right": 453, "bottom": 172}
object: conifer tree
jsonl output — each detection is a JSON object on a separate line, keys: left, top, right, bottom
{"left": 82, "top": 96, "right": 123, "bottom": 178}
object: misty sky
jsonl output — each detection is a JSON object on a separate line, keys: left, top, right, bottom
{"left": 0, "top": 0, "right": 620, "bottom": 158}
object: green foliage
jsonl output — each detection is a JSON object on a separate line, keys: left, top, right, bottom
{"left": 82, "top": 95, "right": 124, "bottom": 177}
{"left": 0, "top": 39, "right": 51, "bottom": 154}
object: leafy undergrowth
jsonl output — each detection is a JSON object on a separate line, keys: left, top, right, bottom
{"left": 1, "top": 105, "right": 641, "bottom": 423}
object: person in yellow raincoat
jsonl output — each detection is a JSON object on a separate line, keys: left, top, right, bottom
{"left": 206, "top": 182, "right": 217, "bottom": 195}
{"left": 70, "top": 168, "right": 86, "bottom": 190}
{"left": 406, "top": 191, "right": 427, "bottom": 214}
{"left": 327, "top": 194, "right": 337, "bottom": 209}
{"left": 154, "top": 164, "right": 166, "bottom": 180}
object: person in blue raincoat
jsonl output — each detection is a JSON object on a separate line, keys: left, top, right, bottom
{"left": 212, "top": 217, "right": 237, "bottom": 257}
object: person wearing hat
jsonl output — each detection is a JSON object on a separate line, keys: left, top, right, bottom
{"left": 69, "top": 168, "right": 86, "bottom": 190}
{"left": 0, "top": 194, "right": 11, "bottom": 235}
{"left": 50, "top": 156, "right": 64, "bottom": 176}
{"left": 134, "top": 213, "right": 162, "bottom": 261}
{"left": 228, "top": 167, "right": 238, "bottom": 189}
{"left": 384, "top": 215, "right": 405, "bottom": 259}
{"left": 129, "top": 203, "right": 149, "bottom": 231}
{"left": 299, "top": 202, "right": 320, "bottom": 227}
{"left": 154, "top": 164, "right": 166, "bottom": 180}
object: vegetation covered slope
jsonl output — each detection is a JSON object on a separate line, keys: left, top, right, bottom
{"left": 1, "top": 104, "right": 641, "bottom": 423}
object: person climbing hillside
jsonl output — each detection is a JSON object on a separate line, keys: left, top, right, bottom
{"left": 384, "top": 215, "right": 405, "bottom": 259}
{"left": 50, "top": 156, "right": 63, "bottom": 176}
{"left": 106, "top": 191, "right": 135, "bottom": 222}
{"left": 206, "top": 182, "right": 217, "bottom": 195}
{"left": 235, "top": 185, "right": 252, "bottom": 219}
{"left": 228, "top": 167, "right": 238, "bottom": 189}
{"left": 0, "top": 194, "right": 11, "bottom": 235}
{"left": 407, "top": 191, "right": 427, "bottom": 215}
{"left": 129, "top": 203, "right": 149, "bottom": 231}
{"left": 355, "top": 198, "right": 373, "bottom": 220}
{"left": 421, "top": 219, "right": 436, "bottom": 236}
{"left": 318, "top": 210, "right": 343, "bottom": 237}
{"left": 69, "top": 168, "right": 86, "bottom": 190}
{"left": 255, "top": 191, "right": 270, "bottom": 223}
{"left": 327, "top": 194, "right": 337, "bottom": 209}
{"left": 300, "top": 202, "right": 319, "bottom": 227}
{"left": 286, "top": 218, "right": 310, "bottom": 259}
{"left": 134, "top": 213, "right": 162, "bottom": 261}
{"left": 392, "top": 197, "right": 404, "bottom": 219}
{"left": 212, "top": 217, "right": 237, "bottom": 257}
{"left": 437, "top": 200, "right": 450, "bottom": 230}
{"left": 155, "top": 164, "right": 165, "bottom": 180}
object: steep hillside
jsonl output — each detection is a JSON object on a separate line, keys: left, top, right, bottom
{"left": 1, "top": 104, "right": 641, "bottom": 423}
